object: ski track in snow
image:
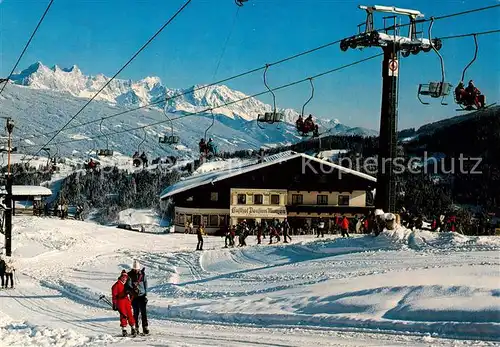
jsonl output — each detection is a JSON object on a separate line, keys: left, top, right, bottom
{"left": 0, "top": 216, "right": 499, "bottom": 346}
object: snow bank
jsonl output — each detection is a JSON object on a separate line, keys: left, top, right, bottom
{"left": 117, "top": 209, "right": 159, "bottom": 226}
{"left": 380, "top": 225, "right": 500, "bottom": 251}
{"left": 3, "top": 216, "right": 500, "bottom": 343}
{"left": 0, "top": 317, "right": 115, "bottom": 347}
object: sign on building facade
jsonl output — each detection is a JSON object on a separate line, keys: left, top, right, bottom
{"left": 229, "top": 188, "right": 287, "bottom": 220}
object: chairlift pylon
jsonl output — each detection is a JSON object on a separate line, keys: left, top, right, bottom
{"left": 257, "top": 64, "right": 284, "bottom": 129}
{"left": 97, "top": 118, "right": 114, "bottom": 156}
{"left": 159, "top": 98, "right": 180, "bottom": 145}
{"left": 417, "top": 18, "right": 451, "bottom": 106}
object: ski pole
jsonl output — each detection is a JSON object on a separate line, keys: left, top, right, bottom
{"left": 99, "top": 295, "right": 128, "bottom": 320}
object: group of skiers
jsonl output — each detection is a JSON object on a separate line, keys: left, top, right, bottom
{"left": 0, "top": 256, "right": 16, "bottom": 289}
{"left": 219, "top": 217, "right": 353, "bottom": 248}
{"left": 111, "top": 260, "right": 149, "bottom": 337}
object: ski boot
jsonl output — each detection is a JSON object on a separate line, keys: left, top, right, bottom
{"left": 121, "top": 328, "right": 128, "bottom": 337}
{"left": 131, "top": 327, "right": 137, "bottom": 337}
{"left": 143, "top": 327, "right": 149, "bottom": 335}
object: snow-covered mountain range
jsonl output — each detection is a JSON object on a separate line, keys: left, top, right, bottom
{"left": 2, "top": 62, "right": 377, "bottom": 159}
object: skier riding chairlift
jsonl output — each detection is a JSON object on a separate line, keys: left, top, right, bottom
{"left": 296, "top": 114, "right": 319, "bottom": 136}
{"left": 455, "top": 80, "right": 486, "bottom": 110}
{"left": 206, "top": 138, "right": 217, "bottom": 156}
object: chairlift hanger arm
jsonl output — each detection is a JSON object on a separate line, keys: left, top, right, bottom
{"left": 163, "top": 99, "right": 176, "bottom": 138}
{"left": 204, "top": 110, "right": 215, "bottom": 141}
{"left": 263, "top": 64, "right": 277, "bottom": 114}
{"left": 428, "top": 18, "right": 446, "bottom": 88}
{"left": 301, "top": 78, "right": 315, "bottom": 117}
{"left": 137, "top": 128, "right": 147, "bottom": 152}
{"left": 460, "top": 34, "right": 478, "bottom": 82}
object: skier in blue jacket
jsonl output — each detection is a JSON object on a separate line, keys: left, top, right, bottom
{"left": 127, "top": 260, "right": 149, "bottom": 335}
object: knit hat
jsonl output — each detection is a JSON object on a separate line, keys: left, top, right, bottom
{"left": 132, "top": 260, "right": 141, "bottom": 270}
{"left": 384, "top": 213, "right": 395, "bottom": 221}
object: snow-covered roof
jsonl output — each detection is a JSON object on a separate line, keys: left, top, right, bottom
{"left": 0, "top": 185, "right": 52, "bottom": 197}
{"left": 160, "top": 152, "right": 376, "bottom": 200}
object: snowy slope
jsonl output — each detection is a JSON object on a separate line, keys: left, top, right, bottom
{"left": 0, "top": 216, "right": 498, "bottom": 346}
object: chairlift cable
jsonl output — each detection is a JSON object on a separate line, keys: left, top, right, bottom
{"left": 201, "top": 5, "right": 241, "bottom": 141}
{"left": 437, "top": 29, "right": 500, "bottom": 40}
{"left": 0, "top": 0, "right": 55, "bottom": 97}
{"left": 17, "top": 7, "right": 500, "bottom": 144}
{"left": 19, "top": 53, "right": 384, "bottom": 151}
{"left": 17, "top": 6, "right": 500, "bottom": 160}
{"left": 385, "top": 4, "right": 500, "bottom": 31}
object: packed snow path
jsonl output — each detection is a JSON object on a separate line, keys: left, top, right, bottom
{"left": 0, "top": 217, "right": 499, "bottom": 346}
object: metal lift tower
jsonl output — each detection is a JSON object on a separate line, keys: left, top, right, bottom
{"left": 340, "top": 5, "right": 442, "bottom": 213}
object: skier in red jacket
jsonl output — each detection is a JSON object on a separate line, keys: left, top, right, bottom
{"left": 112, "top": 270, "right": 137, "bottom": 337}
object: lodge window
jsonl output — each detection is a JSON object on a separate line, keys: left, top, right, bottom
{"left": 317, "top": 195, "right": 328, "bottom": 205}
{"left": 338, "top": 195, "right": 350, "bottom": 206}
{"left": 366, "top": 190, "right": 374, "bottom": 206}
{"left": 185, "top": 214, "right": 192, "bottom": 223}
{"left": 209, "top": 215, "right": 218, "bottom": 227}
{"left": 237, "top": 194, "right": 246, "bottom": 204}
{"left": 193, "top": 215, "right": 201, "bottom": 226}
{"left": 254, "top": 194, "right": 263, "bottom": 205}
{"left": 292, "top": 194, "right": 303, "bottom": 205}
{"left": 179, "top": 214, "right": 185, "bottom": 225}
{"left": 218, "top": 215, "right": 227, "bottom": 227}
{"left": 270, "top": 194, "right": 280, "bottom": 205}
{"left": 210, "top": 192, "right": 218, "bottom": 201}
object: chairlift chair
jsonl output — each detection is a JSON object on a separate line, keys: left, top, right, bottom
{"left": 257, "top": 111, "right": 284, "bottom": 124}
{"left": 97, "top": 119, "right": 113, "bottom": 157}
{"left": 416, "top": 18, "right": 451, "bottom": 106}
{"left": 452, "top": 35, "right": 495, "bottom": 112}
{"left": 417, "top": 82, "right": 452, "bottom": 105}
{"left": 295, "top": 78, "right": 320, "bottom": 137}
{"left": 257, "top": 64, "right": 285, "bottom": 129}
{"left": 159, "top": 98, "right": 181, "bottom": 145}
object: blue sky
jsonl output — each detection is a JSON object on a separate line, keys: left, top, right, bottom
{"left": 0, "top": 0, "right": 499, "bottom": 130}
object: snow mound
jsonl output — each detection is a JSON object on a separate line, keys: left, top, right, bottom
{"left": 380, "top": 225, "right": 500, "bottom": 252}
{"left": 0, "top": 317, "right": 116, "bottom": 347}
{"left": 117, "top": 209, "right": 160, "bottom": 227}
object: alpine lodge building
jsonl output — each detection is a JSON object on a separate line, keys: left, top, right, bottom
{"left": 160, "top": 151, "right": 376, "bottom": 234}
